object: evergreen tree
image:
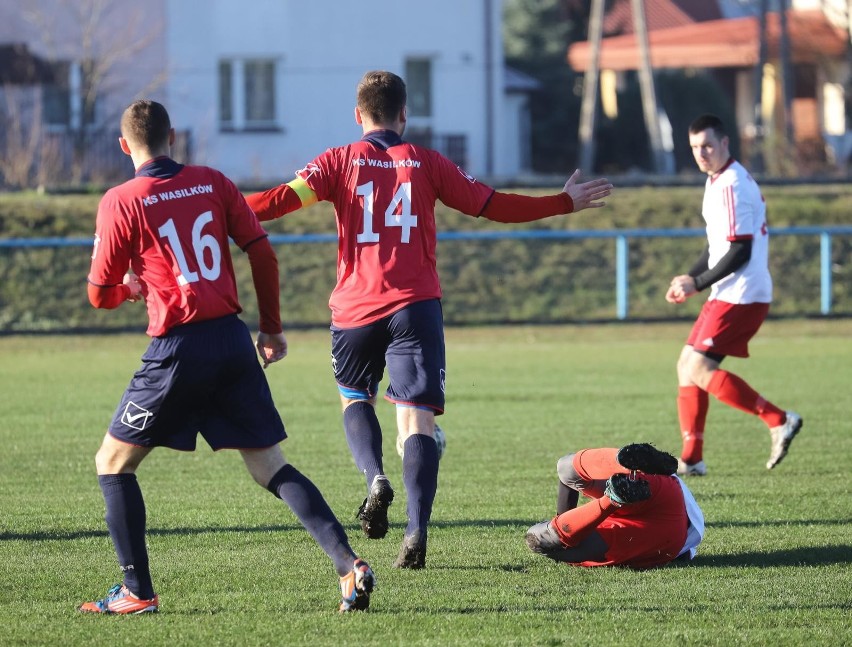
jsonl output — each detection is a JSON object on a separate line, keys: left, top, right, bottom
{"left": 503, "top": 0, "right": 590, "bottom": 172}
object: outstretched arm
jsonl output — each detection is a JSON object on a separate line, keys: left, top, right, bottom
{"left": 481, "top": 170, "right": 612, "bottom": 223}
{"left": 561, "top": 169, "right": 613, "bottom": 212}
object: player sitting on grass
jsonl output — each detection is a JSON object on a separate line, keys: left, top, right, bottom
{"left": 526, "top": 443, "right": 704, "bottom": 569}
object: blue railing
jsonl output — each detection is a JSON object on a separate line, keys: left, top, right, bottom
{"left": 3, "top": 225, "right": 850, "bottom": 318}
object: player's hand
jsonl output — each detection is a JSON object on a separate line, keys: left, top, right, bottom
{"left": 123, "top": 272, "right": 143, "bottom": 302}
{"left": 665, "top": 285, "right": 685, "bottom": 304}
{"left": 666, "top": 275, "right": 696, "bottom": 303}
{"left": 562, "top": 169, "right": 613, "bottom": 211}
{"left": 256, "top": 331, "right": 288, "bottom": 368}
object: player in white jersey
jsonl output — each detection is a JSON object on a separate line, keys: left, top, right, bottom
{"left": 701, "top": 159, "right": 772, "bottom": 304}
{"left": 665, "top": 114, "right": 801, "bottom": 476}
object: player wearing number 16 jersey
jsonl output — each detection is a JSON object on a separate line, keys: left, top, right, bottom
{"left": 246, "top": 70, "right": 613, "bottom": 568}
{"left": 81, "top": 100, "right": 374, "bottom": 614}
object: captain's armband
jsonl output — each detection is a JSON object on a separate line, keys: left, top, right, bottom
{"left": 287, "top": 177, "right": 318, "bottom": 208}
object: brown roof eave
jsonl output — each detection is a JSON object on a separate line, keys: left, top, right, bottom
{"left": 569, "top": 43, "right": 759, "bottom": 71}
{"left": 568, "top": 10, "right": 847, "bottom": 72}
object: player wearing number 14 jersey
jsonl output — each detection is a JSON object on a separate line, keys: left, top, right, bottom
{"left": 246, "top": 70, "right": 613, "bottom": 568}
{"left": 82, "top": 100, "right": 374, "bottom": 614}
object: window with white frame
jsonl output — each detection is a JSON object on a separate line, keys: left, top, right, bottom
{"left": 219, "top": 58, "right": 278, "bottom": 131}
{"left": 43, "top": 60, "right": 97, "bottom": 129}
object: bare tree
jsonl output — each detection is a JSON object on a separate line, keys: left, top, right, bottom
{"left": 1, "top": 0, "right": 166, "bottom": 188}
{"left": 0, "top": 85, "right": 42, "bottom": 188}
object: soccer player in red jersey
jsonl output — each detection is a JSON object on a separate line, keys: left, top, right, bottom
{"left": 80, "top": 100, "right": 374, "bottom": 614}
{"left": 525, "top": 443, "right": 704, "bottom": 569}
{"left": 666, "top": 114, "right": 802, "bottom": 477}
{"left": 246, "top": 71, "right": 613, "bottom": 568}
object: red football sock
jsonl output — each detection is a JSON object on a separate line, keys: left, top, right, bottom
{"left": 678, "top": 386, "right": 708, "bottom": 463}
{"left": 553, "top": 497, "right": 620, "bottom": 547}
{"left": 706, "top": 370, "right": 786, "bottom": 428}
{"left": 572, "top": 448, "right": 627, "bottom": 482}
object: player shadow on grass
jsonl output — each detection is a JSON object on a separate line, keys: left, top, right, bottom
{"left": 9, "top": 516, "right": 847, "bottom": 542}
{"left": 703, "top": 519, "right": 850, "bottom": 529}
{"left": 8, "top": 519, "right": 850, "bottom": 574}
{"left": 0, "top": 517, "right": 544, "bottom": 542}
{"left": 0, "top": 524, "right": 307, "bottom": 542}
{"left": 667, "top": 545, "right": 852, "bottom": 568}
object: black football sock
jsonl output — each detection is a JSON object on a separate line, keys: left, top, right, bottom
{"left": 401, "top": 434, "right": 439, "bottom": 537}
{"left": 343, "top": 401, "right": 384, "bottom": 488}
{"left": 267, "top": 464, "right": 355, "bottom": 577}
{"left": 557, "top": 483, "right": 580, "bottom": 515}
{"left": 98, "top": 474, "right": 155, "bottom": 599}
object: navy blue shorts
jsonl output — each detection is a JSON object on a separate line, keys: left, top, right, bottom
{"left": 107, "top": 314, "right": 286, "bottom": 451}
{"left": 330, "top": 299, "right": 446, "bottom": 413}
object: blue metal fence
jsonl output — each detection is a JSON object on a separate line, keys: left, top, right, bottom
{"left": 2, "top": 225, "right": 850, "bottom": 319}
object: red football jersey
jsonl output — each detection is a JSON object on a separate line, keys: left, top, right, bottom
{"left": 88, "top": 158, "right": 269, "bottom": 336}
{"left": 299, "top": 131, "right": 494, "bottom": 327}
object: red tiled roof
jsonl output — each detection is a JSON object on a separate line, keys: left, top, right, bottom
{"left": 569, "top": 10, "right": 848, "bottom": 71}
{"left": 603, "top": 0, "right": 723, "bottom": 35}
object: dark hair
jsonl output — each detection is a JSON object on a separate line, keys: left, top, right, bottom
{"left": 356, "top": 71, "right": 407, "bottom": 124}
{"left": 689, "top": 113, "right": 727, "bottom": 138}
{"left": 120, "top": 100, "right": 171, "bottom": 150}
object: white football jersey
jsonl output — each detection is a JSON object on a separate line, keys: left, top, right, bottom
{"left": 677, "top": 477, "right": 705, "bottom": 560}
{"left": 701, "top": 160, "right": 772, "bottom": 304}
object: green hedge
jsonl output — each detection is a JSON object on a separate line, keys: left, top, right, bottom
{"left": 1, "top": 183, "right": 850, "bottom": 333}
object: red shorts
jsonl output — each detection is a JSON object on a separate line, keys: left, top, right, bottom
{"left": 686, "top": 300, "right": 770, "bottom": 358}
{"left": 579, "top": 474, "right": 689, "bottom": 569}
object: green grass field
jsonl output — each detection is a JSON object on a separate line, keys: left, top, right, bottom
{"left": 1, "top": 320, "right": 850, "bottom": 646}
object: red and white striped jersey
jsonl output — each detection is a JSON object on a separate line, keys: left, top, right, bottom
{"left": 702, "top": 159, "right": 772, "bottom": 304}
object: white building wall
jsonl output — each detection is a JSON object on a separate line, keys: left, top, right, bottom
{"left": 0, "top": 0, "right": 526, "bottom": 184}
{"left": 499, "top": 93, "right": 527, "bottom": 177}
{"left": 164, "top": 0, "right": 506, "bottom": 183}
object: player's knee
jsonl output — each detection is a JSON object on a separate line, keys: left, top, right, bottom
{"left": 93, "top": 448, "right": 110, "bottom": 474}
{"left": 678, "top": 354, "right": 709, "bottom": 387}
{"left": 94, "top": 445, "right": 129, "bottom": 475}
{"left": 556, "top": 453, "right": 582, "bottom": 487}
{"left": 676, "top": 355, "right": 692, "bottom": 379}
{"left": 676, "top": 345, "right": 698, "bottom": 377}
{"left": 239, "top": 447, "right": 286, "bottom": 488}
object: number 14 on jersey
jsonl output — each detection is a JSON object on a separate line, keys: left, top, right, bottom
{"left": 356, "top": 181, "right": 418, "bottom": 244}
